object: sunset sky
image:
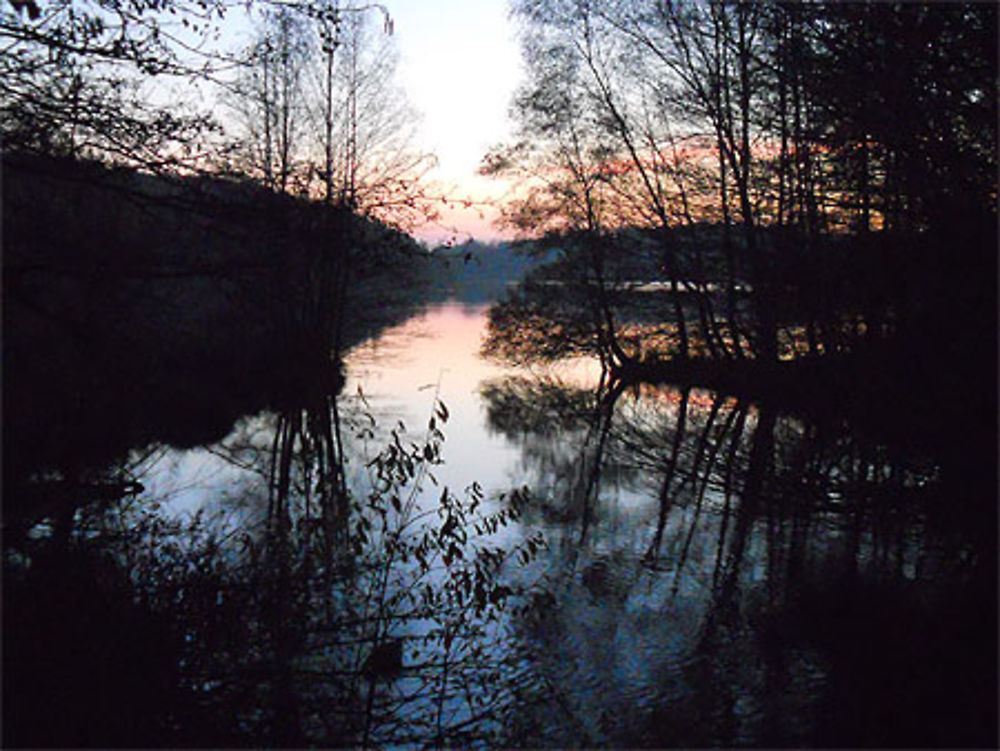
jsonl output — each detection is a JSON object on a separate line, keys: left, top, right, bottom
{"left": 387, "top": 0, "right": 522, "bottom": 244}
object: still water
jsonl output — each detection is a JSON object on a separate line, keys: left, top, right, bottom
{"left": 121, "top": 300, "right": 995, "bottom": 747}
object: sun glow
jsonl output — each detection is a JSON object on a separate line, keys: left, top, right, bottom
{"left": 388, "top": 0, "right": 522, "bottom": 244}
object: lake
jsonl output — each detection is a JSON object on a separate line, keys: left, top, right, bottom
{"left": 5, "top": 296, "right": 996, "bottom": 748}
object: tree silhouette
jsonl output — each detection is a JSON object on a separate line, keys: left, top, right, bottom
{"left": 490, "top": 0, "right": 997, "bottom": 371}
{"left": 1, "top": 0, "right": 231, "bottom": 168}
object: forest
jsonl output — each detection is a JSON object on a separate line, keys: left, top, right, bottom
{"left": 488, "top": 1, "right": 995, "bottom": 367}
{"left": 483, "top": 1, "right": 996, "bottom": 504}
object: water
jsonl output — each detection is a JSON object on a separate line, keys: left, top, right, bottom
{"left": 5, "top": 299, "right": 996, "bottom": 748}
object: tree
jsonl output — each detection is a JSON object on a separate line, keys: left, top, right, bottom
{"left": 495, "top": 0, "right": 769, "bottom": 363}
{"left": 494, "top": 0, "right": 997, "bottom": 368}
{"left": 303, "top": 2, "right": 436, "bottom": 228}
{"left": 0, "top": 0, "right": 227, "bottom": 169}
{"left": 217, "top": 1, "right": 435, "bottom": 228}
{"left": 227, "top": 8, "right": 312, "bottom": 192}
{"left": 2, "top": 0, "right": 436, "bottom": 227}
{"left": 804, "top": 2, "right": 997, "bottom": 234}
{"left": 482, "top": 0, "right": 643, "bottom": 368}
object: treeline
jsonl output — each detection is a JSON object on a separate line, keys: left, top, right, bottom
{"left": 1, "top": 0, "right": 436, "bottom": 227}
{"left": 3, "top": 151, "right": 430, "bottom": 498}
{"left": 426, "top": 240, "right": 557, "bottom": 303}
{"left": 488, "top": 1, "right": 996, "bottom": 369}
{"left": 4, "top": 151, "right": 425, "bottom": 342}
{"left": 1, "top": 0, "right": 445, "bottom": 485}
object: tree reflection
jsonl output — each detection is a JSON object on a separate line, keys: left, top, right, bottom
{"left": 4, "top": 360, "right": 550, "bottom": 747}
{"left": 478, "top": 356, "right": 995, "bottom": 747}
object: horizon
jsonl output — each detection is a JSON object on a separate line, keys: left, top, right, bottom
{"left": 388, "top": 0, "right": 522, "bottom": 245}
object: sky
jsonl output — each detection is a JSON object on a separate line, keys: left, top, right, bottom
{"left": 384, "top": 0, "right": 523, "bottom": 244}
{"left": 204, "top": 0, "right": 523, "bottom": 244}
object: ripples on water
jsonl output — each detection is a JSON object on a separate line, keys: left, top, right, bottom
{"left": 6, "top": 301, "right": 996, "bottom": 748}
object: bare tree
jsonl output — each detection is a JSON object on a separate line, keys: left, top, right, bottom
{"left": 227, "top": 8, "right": 312, "bottom": 192}
{"left": 0, "top": 0, "right": 229, "bottom": 170}
{"left": 495, "top": 0, "right": 792, "bottom": 362}
{"left": 302, "top": 2, "right": 436, "bottom": 228}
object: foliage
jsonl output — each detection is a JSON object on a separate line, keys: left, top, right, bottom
{"left": 3, "top": 396, "right": 548, "bottom": 747}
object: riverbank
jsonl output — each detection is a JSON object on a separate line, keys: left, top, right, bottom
{"left": 611, "top": 339, "right": 996, "bottom": 491}
{"left": 3, "top": 153, "right": 433, "bottom": 516}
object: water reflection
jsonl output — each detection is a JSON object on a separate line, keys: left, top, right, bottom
{"left": 4, "top": 302, "right": 995, "bottom": 748}
{"left": 6, "top": 357, "right": 545, "bottom": 747}
{"left": 479, "top": 368, "right": 994, "bottom": 747}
